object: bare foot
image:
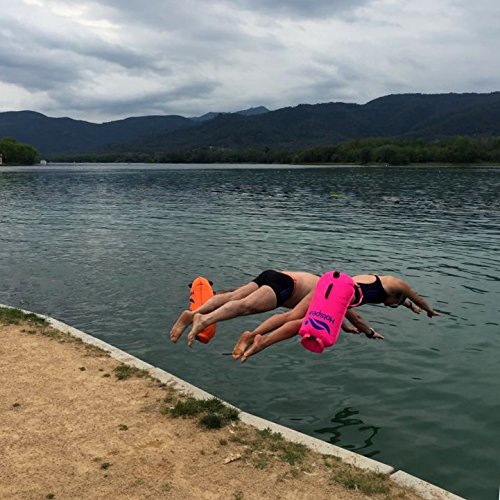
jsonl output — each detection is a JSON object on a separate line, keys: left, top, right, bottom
{"left": 170, "top": 310, "right": 194, "bottom": 342}
{"left": 241, "top": 334, "right": 266, "bottom": 363}
{"left": 187, "top": 313, "right": 206, "bottom": 347}
{"left": 232, "top": 331, "right": 254, "bottom": 360}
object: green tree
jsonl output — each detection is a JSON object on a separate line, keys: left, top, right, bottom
{"left": 0, "top": 137, "right": 38, "bottom": 165}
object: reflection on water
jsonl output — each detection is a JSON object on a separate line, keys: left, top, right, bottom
{"left": 315, "top": 407, "right": 381, "bottom": 458}
{"left": 1, "top": 163, "right": 499, "bottom": 499}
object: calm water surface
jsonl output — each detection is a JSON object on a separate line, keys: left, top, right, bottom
{"left": 1, "top": 164, "right": 499, "bottom": 499}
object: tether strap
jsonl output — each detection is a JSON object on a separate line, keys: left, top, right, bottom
{"left": 349, "top": 284, "right": 363, "bottom": 308}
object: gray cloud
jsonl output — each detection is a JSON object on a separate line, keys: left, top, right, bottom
{"left": 0, "top": 14, "right": 165, "bottom": 101}
{"left": 226, "top": 0, "right": 371, "bottom": 18}
{"left": 0, "top": 38, "right": 83, "bottom": 91}
{"left": 0, "top": 0, "right": 499, "bottom": 122}
{"left": 50, "top": 80, "right": 219, "bottom": 119}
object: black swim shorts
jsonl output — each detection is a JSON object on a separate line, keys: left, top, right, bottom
{"left": 252, "top": 270, "right": 295, "bottom": 306}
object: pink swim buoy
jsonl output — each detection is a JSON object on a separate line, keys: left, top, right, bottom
{"left": 299, "top": 271, "right": 355, "bottom": 353}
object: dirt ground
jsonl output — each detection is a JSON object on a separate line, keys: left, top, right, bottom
{"left": 0, "top": 320, "right": 422, "bottom": 500}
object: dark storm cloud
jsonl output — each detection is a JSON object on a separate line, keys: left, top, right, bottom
{"left": 226, "top": 0, "right": 371, "bottom": 18}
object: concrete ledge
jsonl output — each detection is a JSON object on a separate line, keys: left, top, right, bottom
{"left": 1, "top": 304, "right": 465, "bottom": 499}
{"left": 391, "top": 471, "right": 465, "bottom": 500}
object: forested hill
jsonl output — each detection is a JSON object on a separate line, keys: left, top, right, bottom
{"left": 1, "top": 93, "right": 499, "bottom": 156}
{"left": 0, "top": 111, "right": 193, "bottom": 155}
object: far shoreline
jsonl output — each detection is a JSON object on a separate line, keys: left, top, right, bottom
{"left": 2, "top": 161, "right": 500, "bottom": 170}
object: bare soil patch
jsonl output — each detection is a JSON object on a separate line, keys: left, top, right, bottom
{"left": 0, "top": 315, "right": 422, "bottom": 500}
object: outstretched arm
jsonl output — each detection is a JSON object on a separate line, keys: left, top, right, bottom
{"left": 401, "top": 298, "right": 422, "bottom": 314}
{"left": 394, "top": 279, "right": 440, "bottom": 318}
{"left": 344, "top": 309, "right": 384, "bottom": 340}
{"left": 341, "top": 318, "right": 359, "bottom": 333}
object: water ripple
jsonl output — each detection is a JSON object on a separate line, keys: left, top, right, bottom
{"left": 1, "top": 164, "right": 499, "bottom": 499}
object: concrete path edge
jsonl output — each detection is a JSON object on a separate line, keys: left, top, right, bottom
{"left": 1, "top": 304, "right": 464, "bottom": 500}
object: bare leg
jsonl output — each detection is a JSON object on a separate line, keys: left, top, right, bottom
{"left": 169, "top": 281, "right": 258, "bottom": 343}
{"left": 233, "top": 293, "right": 311, "bottom": 358}
{"left": 241, "top": 319, "right": 302, "bottom": 362}
{"left": 187, "top": 286, "right": 277, "bottom": 347}
{"left": 194, "top": 284, "right": 256, "bottom": 315}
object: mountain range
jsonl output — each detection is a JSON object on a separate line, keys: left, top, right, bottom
{"left": 0, "top": 93, "right": 499, "bottom": 157}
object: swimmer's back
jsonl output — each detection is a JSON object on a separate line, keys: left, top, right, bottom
{"left": 281, "top": 271, "right": 319, "bottom": 308}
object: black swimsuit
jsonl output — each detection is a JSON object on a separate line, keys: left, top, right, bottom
{"left": 351, "top": 275, "right": 389, "bottom": 306}
{"left": 252, "top": 270, "right": 295, "bottom": 306}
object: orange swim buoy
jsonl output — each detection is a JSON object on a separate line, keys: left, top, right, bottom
{"left": 189, "top": 276, "right": 217, "bottom": 343}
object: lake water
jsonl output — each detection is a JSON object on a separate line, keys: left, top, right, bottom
{"left": 1, "top": 164, "right": 499, "bottom": 499}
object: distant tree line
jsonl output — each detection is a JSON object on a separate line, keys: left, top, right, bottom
{"left": 0, "top": 137, "right": 38, "bottom": 165}
{"left": 49, "top": 136, "right": 500, "bottom": 165}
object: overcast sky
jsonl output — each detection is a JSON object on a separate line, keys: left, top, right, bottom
{"left": 1, "top": 0, "right": 499, "bottom": 122}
